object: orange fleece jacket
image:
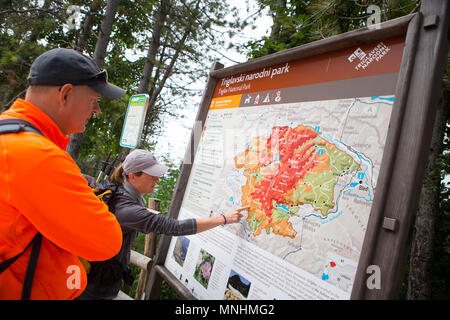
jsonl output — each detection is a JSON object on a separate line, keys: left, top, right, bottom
{"left": 0, "top": 99, "right": 122, "bottom": 299}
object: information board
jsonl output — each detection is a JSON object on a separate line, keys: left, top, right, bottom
{"left": 163, "top": 36, "right": 403, "bottom": 299}
{"left": 120, "top": 94, "right": 149, "bottom": 148}
{"left": 146, "top": 1, "right": 450, "bottom": 300}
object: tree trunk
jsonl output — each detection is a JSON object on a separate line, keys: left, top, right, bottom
{"left": 138, "top": 0, "right": 170, "bottom": 94}
{"left": 28, "top": 0, "right": 52, "bottom": 43}
{"left": 75, "top": 0, "right": 104, "bottom": 52}
{"left": 407, "top": 85, "right": 449, "bottom": 299}
{"left": 269, "top": 0, "right": 287, "bottom": 40}
{"left": 93, "top": 0, "right": 120, "bottom": 68}
{"left": 66, "top": 0, "right": 120, "bottom": 161}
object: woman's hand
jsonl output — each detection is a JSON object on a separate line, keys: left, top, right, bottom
{"left": 222, "top": 206, "right": 250, "bottom": 224}
{"left": 195, "top": 206, "right": 250, "bottom": 233}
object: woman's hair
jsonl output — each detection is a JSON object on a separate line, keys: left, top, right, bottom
{"left": 110, "top": 163, "right": 143, "bottom": 185}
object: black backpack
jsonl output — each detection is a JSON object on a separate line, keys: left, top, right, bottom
{"left": 0, "top": 119, "right": 44, "bottom": 299}
{"left": 84, "top": 183, "right": 134, "bottom": 287}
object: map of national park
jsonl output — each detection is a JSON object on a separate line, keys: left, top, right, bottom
{"left": 181, "top": 95, "right": 394, "bottom": 294}
{"left": 234, "top": 125, "right": 360, "bottom": 239}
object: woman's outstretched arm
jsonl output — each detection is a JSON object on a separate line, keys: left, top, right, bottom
{"left": 195, "top": 206, "right": 250, "bottom": 233}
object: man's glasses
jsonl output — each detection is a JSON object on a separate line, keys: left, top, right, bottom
{"left": 57, "top": 69, "right": 107, "bottom": 91}
{"left": 86, "top": 70, "right": 108, "bottom": 82}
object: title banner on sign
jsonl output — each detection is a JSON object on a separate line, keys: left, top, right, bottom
{"left": 213, "top": 36, "right": 404, "bottom": 99}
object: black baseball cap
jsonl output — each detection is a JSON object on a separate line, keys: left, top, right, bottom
{"left": 27, "top": 48, "right": 126, "bottom": 99}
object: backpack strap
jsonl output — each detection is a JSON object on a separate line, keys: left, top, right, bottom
{"left": 108, "top": 184, "right": 120, "bottom": 213}
{"left": 94, "top": 184, "right": 120, "bottom": 213}
{"left": 0, "top": 234, "right": 39, "bottom": 273}
{"left": 0, "top": 119, "right": 43, "bottom": 136}
{"left": 21, "top": 233, "right": 42, "bottom": 300}
{"left": 0, "top": 118, "right": 44, "bottom": 299}
{"left": 0, "top": 233, "right": 42, "bottom": 300}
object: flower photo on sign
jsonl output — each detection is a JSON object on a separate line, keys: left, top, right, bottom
{"left": 193, "top": 249, "right": 215, "bottom": 289}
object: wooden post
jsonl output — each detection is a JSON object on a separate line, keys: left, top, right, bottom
{"left": 351, "top": 0, "right": 450, "bottom": 299}
{"left": 144, "top": 61, "right": 224, "bottom": 299}
{"left": 134, "top": 198, "right": 160, "bottom": 300}
{"left": 146, "top": 198, "right": 160, "bottom": 257}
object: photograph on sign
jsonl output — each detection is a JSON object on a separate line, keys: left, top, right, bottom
{"left": 163, "top": 36, "right": 405, "bottom": 300}
{"left": 120, "top": 94, "right": 149, "bottom": 148}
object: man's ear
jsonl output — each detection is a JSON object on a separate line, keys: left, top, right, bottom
{"left": 57, "top": 84, "right": 74, "bottom": 107}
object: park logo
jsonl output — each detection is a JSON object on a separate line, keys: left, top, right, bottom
{"left": 347, "top": 42, "right": 391, "bottom": 71}
{"left": 348, "top": 48, "right": 366, "bottom": 63}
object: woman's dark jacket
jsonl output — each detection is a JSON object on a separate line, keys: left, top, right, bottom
{"left": 78, "top": 180, "right": 196, "bottom": 300}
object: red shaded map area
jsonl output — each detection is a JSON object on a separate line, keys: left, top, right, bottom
{"left": 251, "top": 126, "right": 318, "bottom": 222}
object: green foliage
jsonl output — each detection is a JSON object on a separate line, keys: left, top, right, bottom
{"left": 432, "top": 57, "right": 450, "bottom": 297}
{"left": 152, "top": 168, "right": 181, "bottom": 216}
{"left": 244, "top": 0, "right": 419, "bottom": 59}
{"left": 432, "top": 186, "right": 450, "bottom": 299}
{"left": 77, "top": 98, "right": 127, "bottom": 176}
{"left": 429, "top": 56, "right": 450, "bottom": 299}
{"left": 160, "top": 280, "right": 181, "bottom": 299}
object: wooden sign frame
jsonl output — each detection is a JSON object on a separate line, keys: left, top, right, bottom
{"left": 145, "top": 0, "right": 449, "bottom": 300}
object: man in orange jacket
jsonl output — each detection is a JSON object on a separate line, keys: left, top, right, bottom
{"left": 0, "top": 48, "right": 125, "bottom": 299}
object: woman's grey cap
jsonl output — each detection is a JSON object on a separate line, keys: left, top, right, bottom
{"left": 27, "top": 48, "right": 126, "bottom": 99}
{"left": 123, "top": 149, "right": 168, "bottom": 177}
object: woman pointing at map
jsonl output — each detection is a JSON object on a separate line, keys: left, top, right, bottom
{"left": 78, "top": 149, "right": 249, "bottom": 300}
